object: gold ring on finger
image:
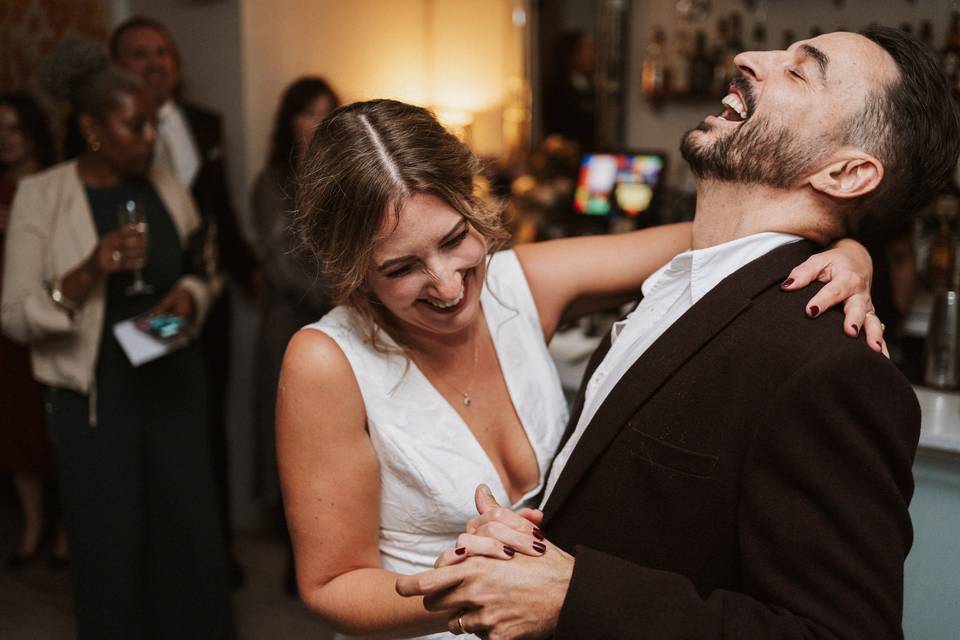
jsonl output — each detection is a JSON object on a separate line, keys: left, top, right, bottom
{"left": 111, "top": 250, "right": 122, "bottom": 263}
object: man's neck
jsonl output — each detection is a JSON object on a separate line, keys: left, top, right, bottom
{"left": 690, "top": 179, "right": 838, "bottom": 249}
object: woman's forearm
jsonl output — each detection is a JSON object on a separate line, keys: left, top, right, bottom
{"left": 302, "top": 567, "right": 448, "bottom": 638}
{"left": 60, "top": 251, "right": 103, "bottom": 306}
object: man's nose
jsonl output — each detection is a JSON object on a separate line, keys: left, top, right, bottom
{"left": 733, "top": 50, "right": 765, "bottom": 82}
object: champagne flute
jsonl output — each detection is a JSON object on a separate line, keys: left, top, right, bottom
{"left": 117, "top": 199, "right": 154, "bottom": 295}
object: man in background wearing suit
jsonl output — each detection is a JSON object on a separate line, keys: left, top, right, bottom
{"left": 398, "top": 27, "right": 960, "bottom": 639}
{"left": 110, "top": 16, "right": 257, "bottom": 587}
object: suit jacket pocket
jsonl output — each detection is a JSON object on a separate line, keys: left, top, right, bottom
{"left": 631, "top": 431, "right": 719, "bottom": 479}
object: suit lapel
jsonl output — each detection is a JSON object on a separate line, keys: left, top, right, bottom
{"left": 541, "top": 239, "right": 819, "bottom": 523}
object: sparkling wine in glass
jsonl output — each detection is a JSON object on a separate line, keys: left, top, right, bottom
{"left": 117, "top": 199, "right": 154, "bottom": 295}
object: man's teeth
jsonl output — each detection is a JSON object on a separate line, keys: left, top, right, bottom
{"left": 426, "top": 285, "right": 465, "bottom": 309}
{"left": 721, "top": 94, "right": 748, "bottom": 119}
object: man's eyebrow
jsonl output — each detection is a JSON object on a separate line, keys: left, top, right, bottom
{"left": 799, "top": 44, "right": 829, "bottom": 82}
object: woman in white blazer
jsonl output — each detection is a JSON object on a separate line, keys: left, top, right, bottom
{"left": 1, "top": 41, "right": 233, "bottom": 638}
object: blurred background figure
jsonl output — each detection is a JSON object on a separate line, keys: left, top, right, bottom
{"left": 108, "top": 15, "right": 258, "bottom": 587}
{"left": 0, "top": 92, "right": 70, "bottom": 572}
{"left": 542, "top": 29, "right": 597, "bottom": 150}
{"left": 250, "top": 76, "right": 339, "bottom": 594}
{"left": 2, "top": 39, "right": 232, "bottom": 638}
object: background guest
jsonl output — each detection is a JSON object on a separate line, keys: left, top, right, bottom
{"left": 2, "top": 39, "right": 232, "bottom": 638}
{"left": 250, "top": 76, "right": 339, "bottom": 593}
{"left": 0, "top": 92, "right": 69, "bottom": 571}
{"left": 107, "top": 15, "right": 258, "bottom": 586}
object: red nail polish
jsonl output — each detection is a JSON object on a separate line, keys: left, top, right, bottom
{"left": 781, "top": 278, "right": 795, "bottom": 288}
{"left": 455, "top": 547, "right": 466, "bottom": 555}
{"left": 532, "top": 527, "right": 545, "bottom": 541}
{"left": 809, "top": 305, "right": 820, "bottom": 317}
{"left": 532, "top": 542, "right": 546, "bottom": 553}
{"left": 504, "top": 546, "right": 515, "bottom": 557}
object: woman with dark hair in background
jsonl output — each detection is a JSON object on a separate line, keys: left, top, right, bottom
{"left": 0, "top": 92, "right": 69, "bottom": 571}
{"left": 1, "top": 40, "right": 231, "bottom": 638}
{"left": 250, "top": 76, "right": 340, "bottom": 593}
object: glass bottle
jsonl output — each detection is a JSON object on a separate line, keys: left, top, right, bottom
{"left": 781, "top": 29, "right": 796, "bottom": 51}
{"left": 942, "top": 11, "right": 960, "bottom": 96}
{"left": 671, "top": 28, "right": 692, "bottom": 97}
{"left": 641, "top": 26, "right": 669, "bottom": 100}
{"left": 752, "top": 22, "right": 767, "bottom": 51}
{"left": 919, "top": 20, "right": 934, "bottom": 50}
{"left": 712, "top": 18, "right": 731, "bottom": 96}
{"left": 927, "top": 181, "right": 960, "bottom": 291}
{"left": 689, "top": 30, "right": 714, "bottom": 97}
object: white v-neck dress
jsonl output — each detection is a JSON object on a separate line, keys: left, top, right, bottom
{"left": 304, "top": 250, "right": 568, "bottom": 640}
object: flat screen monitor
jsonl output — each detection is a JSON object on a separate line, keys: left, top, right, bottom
{"left": 573, "top": 150, "right": 667, "bottom": 218}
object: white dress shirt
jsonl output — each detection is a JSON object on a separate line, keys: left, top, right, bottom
{"left": 155, "top": 101, "right": 201, "bottom": 188}
{"left": 541, "top": 232, "right": 803, "bottom": 505}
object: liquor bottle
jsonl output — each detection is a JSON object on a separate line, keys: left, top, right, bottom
{"left": 641, "top": 26, "right": 669, "bottom": 99}
{"left": 671, "top": 28, "right": 692, "bottom": 96}
{"left": 689, "top": 30, "right": 714, "bottom": 97}
{"left": 927, "top": 181, "right": 960, "bottom": 290}
{"left": 712, "top": 18, "right": 734, "bottom": 96}
{"left": 781, "top": 29, "right": 796, "bottom": 50}
{"left": 726, "top": 12, "right": 745, "bottom": 74}
{"left": 943, "top": 12, "right": 960, "bottom": 96}
{"left": 752, "top": 22, "right": 767, "bottom": 51}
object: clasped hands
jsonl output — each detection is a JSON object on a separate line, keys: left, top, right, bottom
{"left": 396, "top": 485, "right": 573, "bottom": 639}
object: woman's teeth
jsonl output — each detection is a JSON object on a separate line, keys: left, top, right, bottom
{"left": 721, "top": 93, "right": 748, "bottom": 120}
{"left": 426, "top": 283, "right": 465, "bottom": 309}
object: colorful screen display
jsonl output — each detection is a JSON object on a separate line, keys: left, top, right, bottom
{"left": 573, "top": 152, "right": 665, "bottom": 217}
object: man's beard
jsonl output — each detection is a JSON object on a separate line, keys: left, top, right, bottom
{"left": 679, "top": 86, "right": 825, "bottom": 188}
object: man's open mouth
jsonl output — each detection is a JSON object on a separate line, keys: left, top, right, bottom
{"left": 719, "top": 93, "right": 748, "bottom": 122}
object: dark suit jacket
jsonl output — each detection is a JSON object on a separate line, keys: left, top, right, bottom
{"left": 543, "top": 240, "right": 920, "bottom": 639}
{"left": 179, "top": 102, "right": 257, "bottom": 286}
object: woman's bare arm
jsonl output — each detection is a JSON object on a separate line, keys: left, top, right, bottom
{"left": 515, "top": 226, "right": 884, "bottom": 352}
{"left": 515, "top": 222, "right": 693, "bottom": 341}
{"left": 277, "top": 329, "right": 448, "bottom": 637}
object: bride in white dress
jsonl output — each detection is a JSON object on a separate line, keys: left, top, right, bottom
{"left": 276, "top": 99, "right": 883, "bottom": 639}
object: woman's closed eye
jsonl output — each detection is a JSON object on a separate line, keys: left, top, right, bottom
{"left": 384, "top": 263, "right": 414, "bottom": 279}
{"left": 442, "top": 227, "right": 469, "bottom": 249}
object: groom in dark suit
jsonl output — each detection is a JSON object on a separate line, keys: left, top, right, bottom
{"left": 398, "top": 27, "right": 959, "bottom": 639}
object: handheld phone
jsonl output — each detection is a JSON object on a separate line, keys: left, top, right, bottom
{"left": 135, "top": 312, "right": 188, "bottom": 341}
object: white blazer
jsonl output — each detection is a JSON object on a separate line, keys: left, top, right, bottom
{"left": 1, "top": 160, "right": 215, "bottom": 396}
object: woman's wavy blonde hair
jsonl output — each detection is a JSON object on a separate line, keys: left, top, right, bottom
{"left": 295, "top": 99, "right": 509, "bottom": 353}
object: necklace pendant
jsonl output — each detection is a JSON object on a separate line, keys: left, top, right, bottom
{"left": 463, "top": 394, "right": 472, "bottom": 407}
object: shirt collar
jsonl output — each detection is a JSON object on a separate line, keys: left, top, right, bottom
{"left": 642, "top": 231, "right": 804, "bottom": 303}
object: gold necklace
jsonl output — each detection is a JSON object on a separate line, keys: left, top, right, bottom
{"left": 418, "top": 337, "right": 480, "bottom": 407}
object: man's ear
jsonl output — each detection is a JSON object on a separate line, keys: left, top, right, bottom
{"left": 808, "top": 150, "right": 884, "bottom": 200}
